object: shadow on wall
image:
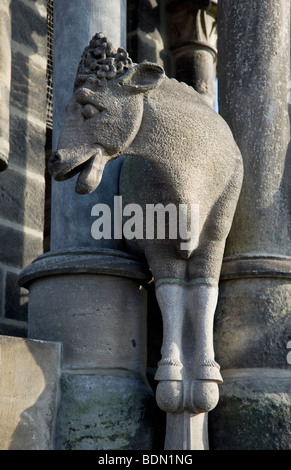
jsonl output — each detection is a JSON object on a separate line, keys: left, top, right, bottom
{"left": 285, "top": 103, "right": 291, "bottom": 244}
{"left": 0, "top": 336, "right": 61, "bottom": 450}
{"left": 3, "top": 334, "right": 165, "bottom": 451}
{"left": 0, "top": 0, "right": 47, "bottom": 335}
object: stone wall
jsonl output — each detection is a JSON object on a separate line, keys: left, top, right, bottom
{"left": 0, "top": 0, "right": 48, "bottom": 337}
{"left": 0, "top": 0, "right": 11, "bottom": 172}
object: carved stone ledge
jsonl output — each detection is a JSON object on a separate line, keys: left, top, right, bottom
{"left": 221, "top": 255, "right": 291, "bottom": 281}
{"left": 18, "top": 248, "right": 151, "bottom": 289}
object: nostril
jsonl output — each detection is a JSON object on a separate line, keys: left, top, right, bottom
{"left": 50, "top": 152, "right": 60, "bottom": 163}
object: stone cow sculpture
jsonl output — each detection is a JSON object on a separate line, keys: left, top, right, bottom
{"left": 48, "top": 33, "right": 243, "bottom": 416}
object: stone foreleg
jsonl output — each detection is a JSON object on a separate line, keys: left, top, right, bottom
{"left": 154, "top": 279, "right": 222, "bottom": 415}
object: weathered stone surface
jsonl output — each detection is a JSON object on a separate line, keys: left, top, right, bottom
{"left": 0, "top": 335, "right": 61, "bottom": 450}
{"left": 218, "top": 0, "right": 291, "bottom": 257}
{"left": 50, "top": 158, "right": 126, "bottom": 251}
{"left": 0, "top": 2, "right": 11, "bottom": 84}
{"left": 0, "top": 167, "right": 44, "bottom": 231}
{"left": 165, "top": 411, "right": 209, "bottom": 450}
{"left": 165, "top": 0, "right": 218, "bottom": 108}
{"left": 0, "top": 225, "right": 43, "bottom": 269}
{"left": 0, "top": 1, "right": 11, "bottom": 170}
{"left": 209, "top": 369, "right": 291, "bottom": 450}
{"left": 0, "top": 318, "right": 27, "bottom": 338}
{"left": 0, "top": 0, "right": 47, "bottom": 332}
{"left": 214, "top": 0, "right": 291, "bottom": 451}
{"left": 52, "top": 0, "right": 127, "bottom": 147}
{"left": 136, "top": 0, "right": 165, "bottom": 68}
{"left": 0, "top": 82, "right": 10, "bottom": 150}
{"left": 27, "top": 270, "right": 148, "bottom": 373}
{"left": 5, "top": 270, "right": 28, "bottom": 322}
{"left": 0, "top": 269, "right": 4, "bottom": 310}
{"left": 10, "top": 49, "right": 47, "bottom": 123}
{"left": 10, "top": 0, "right": 47, "bottom": 58}
{"left": 9, "top": 112, "right": 46, "bottom": 174}
{"left": 51, "top": 0, "right": 127, "bottom": 252}
{"left": 20, "top": 249, "right": 155, "bottom": 451}
{"left": 55, "top": 372, "right": 155, "bottom": 450}
{"left": 214, "top": 278, "right": 291, "bottom": 369}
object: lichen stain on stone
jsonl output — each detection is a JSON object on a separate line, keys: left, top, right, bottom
{"left": 57, "top": 374, "right": 153, "bottom": 450}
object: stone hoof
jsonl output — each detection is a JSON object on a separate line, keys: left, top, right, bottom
{"left": 154, "top": 358, "right": 183, "bottom": 381}
{"left": 156, "top": 380, "right": 184, "bottom": 413}
{"left": 190, "top": 380, "right": 219, "bottom": 413}
{"left": 195, "top": 360, "right": 223, "bottom": 384}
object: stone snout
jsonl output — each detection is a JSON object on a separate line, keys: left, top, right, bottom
{"left": 48, "top": 145, "right": 112, "bottom": 194}
{"left": 155, "top": 378, "right": 220, "bottom": 415}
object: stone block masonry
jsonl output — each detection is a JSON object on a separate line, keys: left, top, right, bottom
{"left": 0, "top": 335, "right": 61, "bottom": 450}
{"left": 0, "top": 0, "right": 47, "bottom": 336}
{"left": 0, "top": 0, "right": 11, "bottom": 171}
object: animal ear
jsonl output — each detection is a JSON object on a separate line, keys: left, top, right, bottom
{"left": 119, "top": 62, "right": 165, "bottom": 93}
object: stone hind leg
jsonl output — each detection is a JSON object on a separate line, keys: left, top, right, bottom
{"left": 154, "top": 280, "right": 186, "bottom": 413}
{"left": 154, "top": 278, "right": 222, "bottom": 414}
{"left": 154, "top": 280, "right": 185, "bottom": 381}
{"left": 186, "top": 280, "right": 222, "bottom": 414}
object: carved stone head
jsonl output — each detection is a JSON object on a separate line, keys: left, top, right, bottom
{"left": 48, "top": 33, "right": 165, "bottom": 193}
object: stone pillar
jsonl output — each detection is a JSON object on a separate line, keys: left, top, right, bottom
{"left": 163, "top": 0, "right": 218, "bottom": 108}
{"left": 209, "top": 0, "right": 291, "bottom": 449}
{"left": 0, "top": 0, "right": 11, "bottom": 171}
{"left": 1, "top": 0, "right": 47, "bottom": 336}
{"left": 127, "top": 0, "right": 166, "bottom": 69}
{"left": 19, "top": 0, "right": 155, "bottom": 450}
{"left": 50, "top": 0, "right": 127, "bottom": 252}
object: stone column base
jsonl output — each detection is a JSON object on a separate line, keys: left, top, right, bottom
{"left": 56, "top": 371, "right": 154, "bottom": 450}
{"left": 18, "top": 249, "right": 155, "bottom": 450}
{"left": 209, "top": 368, "right": 291, "bottom": 450}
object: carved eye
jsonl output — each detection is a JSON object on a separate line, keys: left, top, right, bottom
{"left": 82, "top": 103, "right": 98, "bottom": 119}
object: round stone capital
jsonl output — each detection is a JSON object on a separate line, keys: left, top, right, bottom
{"left": 18, "top": 248, "right": 151, "bottom": 289}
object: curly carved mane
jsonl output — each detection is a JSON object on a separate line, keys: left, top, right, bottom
{"left": 74, "top": 33, "right": 134, "bottom": 90}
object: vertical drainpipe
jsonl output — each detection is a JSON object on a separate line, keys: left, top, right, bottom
{"left": 0, "top": 0, "right": 11, "bottom": 171}
{"left": 19, "top": 0, "right": 154, "bottom": 450}
{"left": 209, "top": 0, "right": 291, "bottom": 450}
